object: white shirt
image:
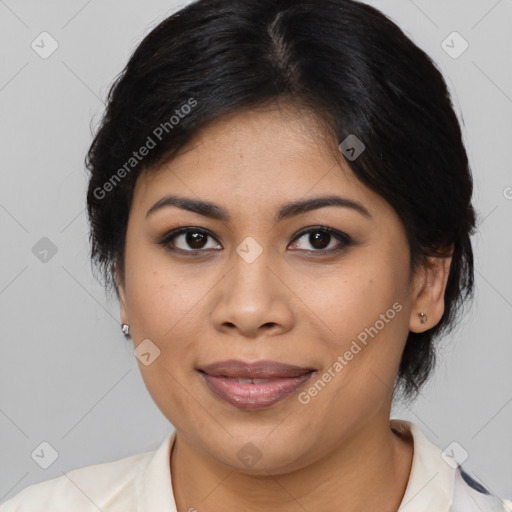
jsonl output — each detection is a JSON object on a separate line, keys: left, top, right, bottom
{"left": 1, "top": 419, "right": 510, "bottom": 511}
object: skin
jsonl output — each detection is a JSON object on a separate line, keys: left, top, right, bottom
{"left": 117, "top": 103, "right": 452, "bottom": 512}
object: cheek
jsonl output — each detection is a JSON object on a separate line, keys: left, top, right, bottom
{"left": 310, "top": 249, "right": 411, "bottom": 387}
{"left": 312, "top": 256, "right": 408, "bottom": 342}
{"left": 136, "top": 359, "right": 204, "bottom": 436}
{"left": 123, "top": 237, "right": 209, "bottom": 342}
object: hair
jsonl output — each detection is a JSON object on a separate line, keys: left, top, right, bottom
{"left": 85, "top": 0, "right": 477, "bottom": 402}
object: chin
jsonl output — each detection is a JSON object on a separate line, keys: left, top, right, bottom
{"left": 193, "top": 425, "right": 317, "bottom": 476}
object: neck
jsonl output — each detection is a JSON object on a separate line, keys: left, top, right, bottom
{"left": 170, "top": 417, "right": 414, "bottom": 512}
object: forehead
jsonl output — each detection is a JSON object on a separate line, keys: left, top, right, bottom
{"left": 132, "top": 106, "right": 389, "bottom": 219}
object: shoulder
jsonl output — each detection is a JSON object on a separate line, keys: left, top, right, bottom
{"left": 391, "top": 419, "right": 512, "bottom": 512}
{"left": 450, "top": 467, "right": 512, "bottom": 512}
{"left": 0, "top": 449, "right": 154, "bottom": 512}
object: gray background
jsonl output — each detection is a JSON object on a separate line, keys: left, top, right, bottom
{"left": 1, "top": 0, "right": 511, "bottom": 503}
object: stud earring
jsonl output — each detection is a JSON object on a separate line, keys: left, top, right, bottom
{"left": 418, "top": 312, "right": 427, "bottom": 325}
{"left": 121, "top": 324, "right": 130, "bottom": 336}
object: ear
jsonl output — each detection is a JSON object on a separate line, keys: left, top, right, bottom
{"left": 114, "top": 261, "right": 129, "bottom": 326}
{"left": 409, "top": 249, "right": 453, "bottom": 333}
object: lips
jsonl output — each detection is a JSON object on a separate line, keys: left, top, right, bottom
{"left": 198, "top": 359, "right": 315, "bottom": 409}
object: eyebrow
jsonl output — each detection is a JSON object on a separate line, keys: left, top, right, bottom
{"left": 146, "top": 194, "right": 372, "bottom": 222}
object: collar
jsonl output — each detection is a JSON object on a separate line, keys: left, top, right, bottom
{"left": 135, "top": 429, "right": 178, "bottom": 512}
{"left": 134, "top": 420, "right": 456, "bottom": 512}
{"left": 392, "top": 419, "right": 455, "bottom": 511}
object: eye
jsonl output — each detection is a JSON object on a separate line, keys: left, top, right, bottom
{"left": 158, "top": 227, "right": 221, "bottom": 253}
{"left": 158, "top": 225, "right": 351, "bottom": 255}
{"left": 288, "top": 226, "right": 351, "bottom": 253}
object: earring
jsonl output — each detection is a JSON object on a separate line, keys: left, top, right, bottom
{"left": 418, "top": 312, "right": 427, "bottom": 325}
{"left": 121, "top": 324, "right": 130, "bottom": 336}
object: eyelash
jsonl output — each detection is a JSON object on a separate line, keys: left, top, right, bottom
{"left": 157, "top": 226, "right": 352, "bottom": 256}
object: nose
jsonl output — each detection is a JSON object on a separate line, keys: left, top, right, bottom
{"left": 210, "top": 243, "right": 295, "bottom": 339}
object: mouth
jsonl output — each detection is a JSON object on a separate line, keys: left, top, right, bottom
{"left": 197, "top": 359, "right": 315, "bottom": 409}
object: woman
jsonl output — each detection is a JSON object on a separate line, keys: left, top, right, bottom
{"left": 2, "top": 0, "right": 510, "bottom": 510}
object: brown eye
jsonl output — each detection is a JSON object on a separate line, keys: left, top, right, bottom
{"left": 289, "top": 227, "right": 351, "bottom": 253}
{"left": 159, "top": 228, "right": 222, "bottom": 253}
{"left": 308, "top": 231, "right": 331, "bottom": 250}
{"left": 186, "top": 231, "right": 208, "bottom": 249}
{"left": 158, "top": 225, "right": 351, "bottom": 255}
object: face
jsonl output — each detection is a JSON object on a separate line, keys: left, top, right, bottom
{"left": 118, "top": 104, "right": 446, "bottom": 474}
